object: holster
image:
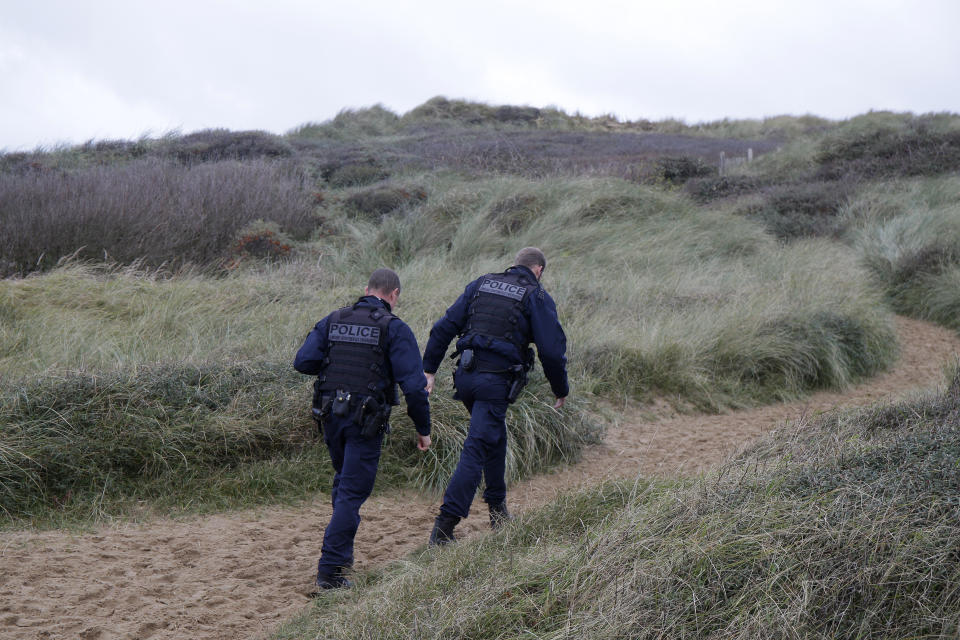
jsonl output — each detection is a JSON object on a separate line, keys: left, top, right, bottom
{"left": 356, "top": 395, "right": 390, "bottom": 439}
{"left": 506, "top": 364, "right": 528, "bottom": 403}
{"left": 311, "top": 395, "right": 333, "bottom": 437}
{"left": 506, "top": 349, "right": 535, "bottom": 404}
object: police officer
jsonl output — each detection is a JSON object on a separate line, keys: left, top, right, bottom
{"left": 422, "top": 247, "right": 568, "bottom": 544}
{"left": 294, "top": 268, "right": 431, "bottom": 591}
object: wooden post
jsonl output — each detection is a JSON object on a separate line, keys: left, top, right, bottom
{"left": 719, "top": 151, "right": 726, "bottom": 177}
{"left": 747, "top": 147, "right": 753, "bottom": 163}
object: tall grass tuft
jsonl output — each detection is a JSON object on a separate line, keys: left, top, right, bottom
{"left": 0, "top": 360, "right": 598, "bottom": 525}
{"left": 847, "top": 176, "right": 960, "bottom": 330}
{"left": 384, "top": 376, "right": 602, "bottom": 495}
{"left": 0, "top": 362, "right": 311, "bottom": 520}
{"left": 279, "top": 367, "right": 960, "bottom": 640}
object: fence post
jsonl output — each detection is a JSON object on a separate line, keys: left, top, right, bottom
{"left": 748, "top": 147, "right": 753, "bottom": 163}
{"left": 719, "top": 151, "right": 726, "bottom": 177}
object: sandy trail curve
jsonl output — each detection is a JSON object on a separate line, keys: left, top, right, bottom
{"left": 2, "top": 316, "right": 958, "bottom": 640}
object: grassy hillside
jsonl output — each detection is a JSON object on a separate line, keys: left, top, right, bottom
{"left": 277, "top": 366, "right": 960, "bottom": 639}
{"left": 3, "top": 100, "right": 959, "bottom": 528}
{"left": 0, "top": 172, "right": 895, "bottom": 525}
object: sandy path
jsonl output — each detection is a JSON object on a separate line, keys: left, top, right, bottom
{"left": 1, "top": 316, "right": 958, "bottom": 640}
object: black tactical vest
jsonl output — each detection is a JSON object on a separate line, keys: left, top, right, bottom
{"left": 317, "top": 304, "right": 394, "bottom": 398}
{"left": 463, "top": 270, "right": 536, "bottom": 350}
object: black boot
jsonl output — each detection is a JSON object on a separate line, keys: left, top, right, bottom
{"left": 429, "top": 511, "right": 461, "bottom": 546}
{"left": 488, "top": 501, "right": 513, "bottom": 529}
{"left": 309, "top": 567, "right": 352, "bottom": 597}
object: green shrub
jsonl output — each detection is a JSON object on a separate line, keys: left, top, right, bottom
{"left": 325, "top": 163, "right": 390, "bottom": 188}
{"left": 652, "top": 155, "right": 715, "bottom": 185}
{"left": 231, "top": 220, "right": 295, "bottom": 262}
{"left": 493, "top": 105, "right": 541, "bottom": 124}
{"left": 344, "top": 185, "right": 427, "bottom": 218}
{"left": 403, "top": 96, "right": 499, "bottom": 126}
{"left": 574, "top": 195, "right": 656, "bottom": 222}
{"left": 290, "top": 105, "right": 402, "bottom": 139}
{"left": 488, "top": 194, "right": 543, "bottom": 233}
{"left": 816, "top": 114, "right": 960, "bottom": 180}
{"left": 685, "top": 175, "right": 766, "bottom": 202}
{"left": 163, "top": 129, "right": 294, "bottom": 164}
{"left": 739, "top": 180, "right": 854, "bottom": 239}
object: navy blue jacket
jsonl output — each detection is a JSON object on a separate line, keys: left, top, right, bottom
{"left": 422, "top": 265, "right": 569, "bottom": 399}
{"left": 294, "top": 296, "right": 431, "bottom": 436}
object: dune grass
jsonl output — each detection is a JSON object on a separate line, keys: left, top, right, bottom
{"left": 844, "top": 175, "right": 960, "bottom": 331}
{"left": 0, "top": 171, "right": 896, "bottom": 526}
{"left": 2, "top": 107, "right": 926, "bottom": 529}
{"left": 1, "top": 174, "right": 898, "bottom": 403}
{"left": 277, "top": 366, "right": 960, "bottom": 640}
{"left": 0, "top": 358, "right": 598, "bottom": 528}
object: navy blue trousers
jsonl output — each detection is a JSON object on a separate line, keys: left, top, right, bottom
{"left": 317, "top": 413, "right": 383, "bottom": 579}
{"left": 440, "top": 370, "right": 510, "bottom": 519}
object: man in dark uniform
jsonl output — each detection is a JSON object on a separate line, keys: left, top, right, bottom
{"left": 294, "top": 268, "right": 431, "bottom": 591}
{"left": 422, "top": 247, "right": 568, "bottom": 544}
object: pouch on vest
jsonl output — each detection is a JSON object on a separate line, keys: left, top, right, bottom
{"left": 460, "top": 349, "right": 476, "bottom": 372}
{"left": 331, "top": 390, "right": 352, "bottom": 417}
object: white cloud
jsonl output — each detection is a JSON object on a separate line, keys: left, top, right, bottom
{"left": 0, "top": 34, "right": 176, "bottom": 150}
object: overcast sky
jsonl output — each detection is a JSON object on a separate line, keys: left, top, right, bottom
{"left": 1, "top": 0, "right": 958, "bottom": 151}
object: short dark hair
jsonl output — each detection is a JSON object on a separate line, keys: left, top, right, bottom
{"left": 367, "top": 268, "right": 401, "bottom": 294}
{"left": 514, "top": 247, "right": 546, "bottom": 270}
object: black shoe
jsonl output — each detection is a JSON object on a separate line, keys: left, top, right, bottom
{"left": 308, "top": 569, "right": 352, "bottom": 597}
{"left": 488, "top": 501, "right": 513, "bottom": 529}
{"left": 428, "top": 512, "right": 461, "bottom": 546}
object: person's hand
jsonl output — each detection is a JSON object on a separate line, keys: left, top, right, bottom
{"left": 553, "top": 396, "right": 566, "bottom": 410}
{"left": 424, "top": 372, "right": 435, "bottom": 395}
{"left": 417, "top": 434, "right": 431, "bottom": 451}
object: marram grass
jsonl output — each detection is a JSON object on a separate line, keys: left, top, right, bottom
{"left": 847, "top": 175, "right": 960, "bottom": 332}
{"left": 1, "top": 173, "right": 899, "bottom": 525}
{"left": 0, "top": 361, "right": 598, "bottom": 527}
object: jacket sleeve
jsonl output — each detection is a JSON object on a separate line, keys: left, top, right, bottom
{"left": 421, "top": 280, "right": 477, "bottom": 373}
{"left": 529, "top": 289, "right": 570, "bottom": 398}
{"left": 293, "top": 316, "right": 330, "bottom": 375}
{"left": 389, "top": 320, "right": 432, "bottom": 436}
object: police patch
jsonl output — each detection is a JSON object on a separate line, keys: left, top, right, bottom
{"left": 479, "top": 278, "right": 526, "bottom": 301}
{"left": 329, "top": 323, "right": 381, "bottom": 345}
